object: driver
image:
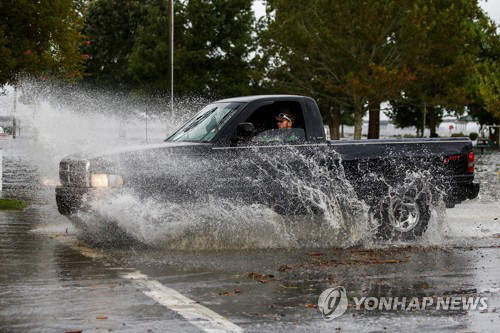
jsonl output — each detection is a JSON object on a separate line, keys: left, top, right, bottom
{"left": 252, "top": 109, "right": 301, "bottom": 143}
{"left": 276, "top": 111, "right": 295, "bottom": 129}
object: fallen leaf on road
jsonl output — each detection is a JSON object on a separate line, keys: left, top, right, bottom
{"left": 247, "top": 272, "right": 277, "bottom": 283}
{"left": 277, "top": 265, "right": 292, "bottom": 271}
{"left": 247, "top": 272, "right": 274, "bottom": 279}
{"left": 218, "top": 289, "right": 242, "bottom": 296}
{"left": 96, "top": 316, "right": 108, "bottom": 320}
{"left": 244, "top": 312, "right": 264, "bottom": 317}
{"left": 280, "top": 284, "right": 299, "bottom": 289}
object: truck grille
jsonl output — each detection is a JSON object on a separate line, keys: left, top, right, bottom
{"left": 59, "top": 158, "right": 90, "bottom": 187}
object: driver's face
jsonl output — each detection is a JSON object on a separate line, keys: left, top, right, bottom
{"left": 277, "top": 119, "right": 292, "bottom": 129}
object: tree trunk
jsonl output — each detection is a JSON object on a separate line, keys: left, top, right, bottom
{"left": 428, "top": 108, "right": 437, "bottom": 137}
{"left": 353, "top": 104, "right": 363, "bottom": 140}
{"left": 329, "top": 106, "right": 341, "bottom": 140}
{"left": 368, "top": 101, "right": 380, "bottom": 139}
{"left": 422, "top": 103, "right": 427, "bottom": 138}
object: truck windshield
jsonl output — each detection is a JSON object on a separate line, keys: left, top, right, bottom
{"left": 167, "top": 102, "right": 244, "bottom": 142}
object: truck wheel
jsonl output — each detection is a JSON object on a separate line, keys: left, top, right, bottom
{"left": 374, "top": 192, "right": 431, "bottom": 241}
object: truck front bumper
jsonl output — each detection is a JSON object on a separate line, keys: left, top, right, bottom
{"left": 55, "top": 186, "right": 89, "bottom": 216}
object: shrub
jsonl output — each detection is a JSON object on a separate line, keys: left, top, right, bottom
{"left": 0, "top": 199, "right": 27, "bottom": 210}
{"left": 469, "top": 132, "right": 479, "bottom": 141}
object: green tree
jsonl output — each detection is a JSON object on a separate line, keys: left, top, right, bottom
{"left": 84, "top": 0, "right": 255, "bottom": 97}
{"left": 0, "top": 0, "right": 84, "bottom": 85}
{"left": 82, "top": 0, "right": 145, "bottom": 89}
{"left": 385, "top": 100, "right": 444, "bottom": 137}
{"left": 477, "top": 62, "right": 500, "bottom": 119}
{"left": 127, "top": 0, "right": 185, "bottom": 94}
{"left": 390, "top": 0, "right": 485, "bottom": 136}
{"left": 466, "top": 9, "right": 500, "bottom": 126}
{"left": 176, "top": 0, "right": 255, "bottom": 98}
{"left": 261, "top": 0, "right": 416, "bottom": 139}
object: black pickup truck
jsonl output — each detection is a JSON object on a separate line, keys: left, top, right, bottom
{"left": 56, "top": 95, "right": 479, "bottom": 240}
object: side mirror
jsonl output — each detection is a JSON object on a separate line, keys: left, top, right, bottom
{"left": 236, "top": 122, "right": 255, "bottom": 138}
{"left": 230, "top": 122, "right": 255, "bottom": 146}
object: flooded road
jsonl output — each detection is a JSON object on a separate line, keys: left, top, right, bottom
{"left": 1, "top": 132, "right": 499, "bottom": 332}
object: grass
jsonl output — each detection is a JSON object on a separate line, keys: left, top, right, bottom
{"left": 0, "top": 198, "right": 27, "bottom": 210}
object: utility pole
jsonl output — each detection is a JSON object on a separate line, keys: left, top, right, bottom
{"left": 169, "top": 0, "right": 174, "bottom": 118}
{"left": 146, "top": 108, "right": 148, "bottom": 143}
{"left": 12, "top": 87, "right": 17, "bottom": 139}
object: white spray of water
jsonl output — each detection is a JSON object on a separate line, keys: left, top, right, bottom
{"left": 248, "top": 147, "right": 377, "bottom": 247}
{"left": 65, "top": 142, "right": 382, "bottom": 249}
{"left": 77, "top": 192, "right": 294, "bottom": 249}
{"left": 1, "top": 80, "right": 498, "bottom": 250}
{"left": 2, "top": 81, "right": 201, "bottom": 177}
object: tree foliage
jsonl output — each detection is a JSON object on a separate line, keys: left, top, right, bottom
{"left": 477, "top": 61, "right": 500, "bottom": 120}
{"left": 260, "top": 0, "right": 419, "bottom": 139}
{"left": 260, "top": 0, "right": 499, "bottom": 138}
{"left": 388, "top": 0, "right": 487, "bottom": 136}
{"left": 3, "top": 0, "right": 498, "bottom": 134}
{"left": 0, "top": 0, "right": 85, "bottom": 86}
{"left": 82, "top": 0, "right": 145, "bottom": 89}
{"left": 83, "top": 0, "right": 255, "bottom": 97}
{"left": 175, "top": 0, "right": 255, "bottom": 97}
{"left": 265, "top": 0, "right": 422, "bottom": 139}
{"left": 466, "top": 9, "right": 500, "bottom": 126}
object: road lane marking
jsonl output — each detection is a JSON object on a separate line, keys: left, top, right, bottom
{"left": 123, "top": 271, "right": 243, "bottom": 333}
{"left": 42, "top": 229, "right": 243, "bottom": 333}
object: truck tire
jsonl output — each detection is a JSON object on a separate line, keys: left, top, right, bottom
{"left": 374, "top": 191, "right": 431, "bottom": 241}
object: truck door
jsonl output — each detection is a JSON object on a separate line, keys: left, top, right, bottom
{"left": 209, "top": 99, "right": 324, "bottom": 211}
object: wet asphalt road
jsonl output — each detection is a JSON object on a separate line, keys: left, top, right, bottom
{"left": 1, "top": 138, "right": 499, "bottom": 333}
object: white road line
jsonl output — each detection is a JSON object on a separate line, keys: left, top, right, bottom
{"left": 43, "top": 230, "right": 243, "bottom": 333}
{"left": 123, "top": 271, "right": 243, "bottom": 333}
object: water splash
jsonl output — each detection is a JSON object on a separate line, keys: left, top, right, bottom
{"left": 76, "top": 192, "right": 293, "bottom": 249}
{"left": 249, "top": 147, "right": 376, "bottom": 247}
{"left": 74, "top": 147, "right": 375, "bottom": 250}
{"left": 1, "top": 80, "right": 497, "bottom": 251}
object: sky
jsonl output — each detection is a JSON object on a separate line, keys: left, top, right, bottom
{"left": 480, "top": 0, "right": 500, "bottom": 24}
{"left": 252, "top": 0, "right": 500, "bottom": 24}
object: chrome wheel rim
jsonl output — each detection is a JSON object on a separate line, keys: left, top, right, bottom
{"left": 389, "top": 198, "right": 420, "bottom": 233}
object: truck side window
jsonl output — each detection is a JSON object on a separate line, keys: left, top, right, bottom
{"left": 243, "top": 101, "right": 306, "bottom": 144}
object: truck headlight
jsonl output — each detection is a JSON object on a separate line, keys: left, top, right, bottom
{"left": 90, "top": 174, "right": 124, "bottom": 188}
